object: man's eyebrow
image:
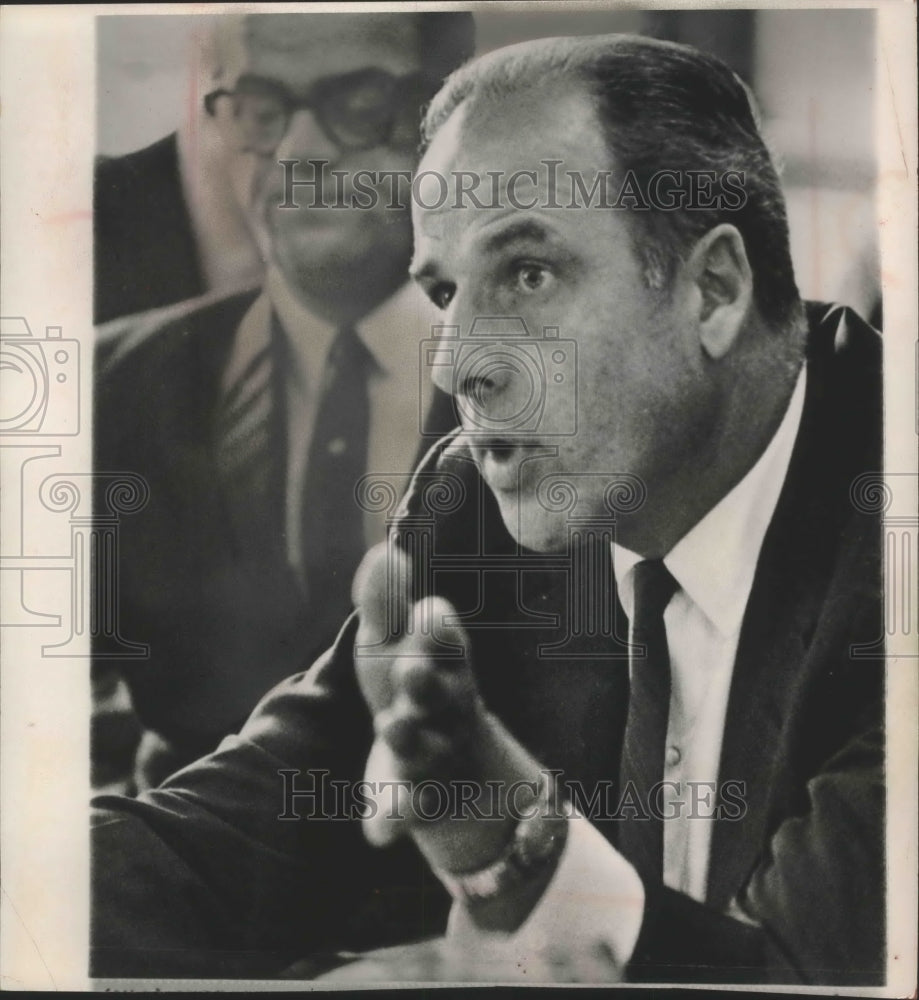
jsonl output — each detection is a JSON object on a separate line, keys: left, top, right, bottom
{"left": 409, "top": 218, "right": 562, "bottom": 281}
{"left": 482, "top": 219, "right": 556, "bottom": 255}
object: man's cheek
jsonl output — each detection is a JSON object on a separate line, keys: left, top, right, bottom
{"left": 249, "top": 158, "right": 279, "bottom": 218}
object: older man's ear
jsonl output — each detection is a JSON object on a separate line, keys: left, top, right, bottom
{"left": 684, "top": 223, "right": 754, "bottom": 360}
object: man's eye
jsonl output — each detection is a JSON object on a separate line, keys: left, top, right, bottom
{"left": 343, "top": 89, "right": 387, "bottom": 119}
{"left": 515, "top": 263, "right": 552, "bottom": 293}
{"left": 430, "top": 283, "right": 455, "bottom": 310}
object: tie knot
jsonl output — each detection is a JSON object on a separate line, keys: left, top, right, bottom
{"left": 328, "top": 325, "right": 373, "bottom": 372}
{"left": 631, "top": 559, "right": 678, "bottom": 632}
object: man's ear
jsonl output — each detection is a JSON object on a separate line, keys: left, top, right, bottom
{"left": 684, "top": 224, "right": 753, "bottom": 360}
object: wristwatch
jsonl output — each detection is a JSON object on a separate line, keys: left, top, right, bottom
{"left": 438, "top": 772, "right": 573, "bottom": 903}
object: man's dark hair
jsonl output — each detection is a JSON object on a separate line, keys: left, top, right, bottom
{"left": 422, "top": 34, "right": 802, "bottom": 332}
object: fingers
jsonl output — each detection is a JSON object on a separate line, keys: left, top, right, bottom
{"left": 361, "top": 739, "right": 408, "bottom": 847}
{"left": 374, "top": 598, "right": 479, "bottom": 781}
{"left": 353, "top": 542, "right": 410, "bottom": 714}
{"left": 376, "top": 707, "right": 455, "bottom": 771}
{"left": 355, "top": 582, "right": 481, "bottom": 850}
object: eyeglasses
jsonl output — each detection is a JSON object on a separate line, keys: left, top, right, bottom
{"left": 204, "top": 68, "right": 434, "bottom": 155}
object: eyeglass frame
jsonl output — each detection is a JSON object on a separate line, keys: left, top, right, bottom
{"left": 203, "top": 67, "right": 438, "bottom": 154}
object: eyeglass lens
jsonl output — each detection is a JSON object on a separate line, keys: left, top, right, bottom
{"left": 209, "top": 70, "right": 428, "bottom": 153}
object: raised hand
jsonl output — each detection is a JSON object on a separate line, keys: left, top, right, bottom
{"left": 351, "top": 540, "right": 544, "bottom": 878}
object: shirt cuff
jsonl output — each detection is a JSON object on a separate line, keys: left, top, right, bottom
{"left": 446, "top": 812, "right": 645, "bottom": 978}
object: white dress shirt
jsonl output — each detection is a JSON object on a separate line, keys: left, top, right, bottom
{"left": 449, "top": 365, "right": 808, "bottom": 974}
{"left": 222, "top": 264, "right": 442, "bottom": 580}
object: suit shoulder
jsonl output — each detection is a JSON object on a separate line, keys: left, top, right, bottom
{"left": 804, "top": 301, "right": 881, "bottom": 368}
{"left": 95, "top": 286, "right": 261, "bottom": 379}
{"left": 95, "top": 133, "right": 180, "bottom": 197}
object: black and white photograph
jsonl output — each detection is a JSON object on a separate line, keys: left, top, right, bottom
{"left": 0, "top": 2, "right": 916, "bottom": 991}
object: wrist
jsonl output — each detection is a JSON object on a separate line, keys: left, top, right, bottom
{"left": 409, "top": 712, "right": 553, "bottom": 874}
{"left": 435, "top": 768, "right": 572, "bottom": 909}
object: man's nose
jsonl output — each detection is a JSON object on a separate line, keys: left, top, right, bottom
{"left": 429, "top": 324, "right": 514, "bottom": 414}
{"left": 276, "top": 108, "right": 342, "bottom": 166}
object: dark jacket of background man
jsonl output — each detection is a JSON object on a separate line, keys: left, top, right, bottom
{"left": 93, "top": 288, "right": 455, "bottom": 769}
{"left": 94, "top": 133, "right": 206, "bottom": 325}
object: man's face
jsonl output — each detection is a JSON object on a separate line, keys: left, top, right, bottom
{"left": 412, "top": 84, "right": 718, "bottom": 553}
{"left": 221, "top": 15, "right": 424, "bottom": 308}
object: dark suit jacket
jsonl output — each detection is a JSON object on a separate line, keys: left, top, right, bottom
{"left": 94, "top": 133, "right": 204, "bottom": 324}
{"left": 94, "top": 289, "right": 456, "bottom": 751}
{"left": 92, "top": 302, "right": 885, "bottom": 984}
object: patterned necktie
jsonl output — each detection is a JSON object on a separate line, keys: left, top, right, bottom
{"left": 299, "top": 326, "right": 373, "bottom": 628}
{"left": 618, "top": 558, "right": 678, "bottom": 884}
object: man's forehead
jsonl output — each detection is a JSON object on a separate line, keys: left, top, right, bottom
{"left": 429, "top": 82, "right": 602, "bottom": 159}
{"left": 213, "top": 13, "right": 422, "bottom": 91}
{"left": 417, "top": 81, "right": 610, "bottom": 212}
{"left": 412, "top": 84, "right": 625, "bottom": 275}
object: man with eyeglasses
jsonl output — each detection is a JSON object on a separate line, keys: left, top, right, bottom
{"left": 93, "top": 12, "right": 473, "bottom": 791}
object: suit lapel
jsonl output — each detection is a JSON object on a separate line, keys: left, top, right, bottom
{"left": 207, "top": 294, "right": 289, "bottom": 572}
{"left": 706, "top": 450, "right": 826, "bottom": 908}
{"left": 707, "top": 303, "right": 881, "bottom": 908}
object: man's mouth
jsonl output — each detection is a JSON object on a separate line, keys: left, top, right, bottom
{"left": 265, "top": 194, "right": 350, "bottom": 227}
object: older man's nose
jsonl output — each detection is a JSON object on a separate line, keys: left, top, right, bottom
{"left": 276, "top": 108, "right": 342, "bottom": 166}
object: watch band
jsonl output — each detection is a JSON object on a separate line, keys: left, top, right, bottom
{"left": 438, "top": 772, "right": 573, "bottom": 903}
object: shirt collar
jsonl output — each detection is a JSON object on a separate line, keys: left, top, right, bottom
{"left": 266, "top": 262, "right": 439, "bottom": 383}
{"left": 613, "top": 365, "right": 807, "bottom": 636}
{"left": 266, "top": 264, "right": 337, "bottom": 393}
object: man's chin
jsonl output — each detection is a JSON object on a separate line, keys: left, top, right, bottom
{"left": 492, "top": 491, "right": 569, "bottom": 554}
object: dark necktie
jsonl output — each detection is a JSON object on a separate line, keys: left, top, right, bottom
{"left": 618, "top": 558, "right": 678, "bottom": 885}
{"left": 299, "top": 326, "right": 373, "bottom": 628}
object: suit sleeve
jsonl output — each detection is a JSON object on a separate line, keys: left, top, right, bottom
{"left": 90, "top": 434, "right": 467, "bottom": 980}
{"left": 90, "top": 616, "right": 379, "bottom": 979}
